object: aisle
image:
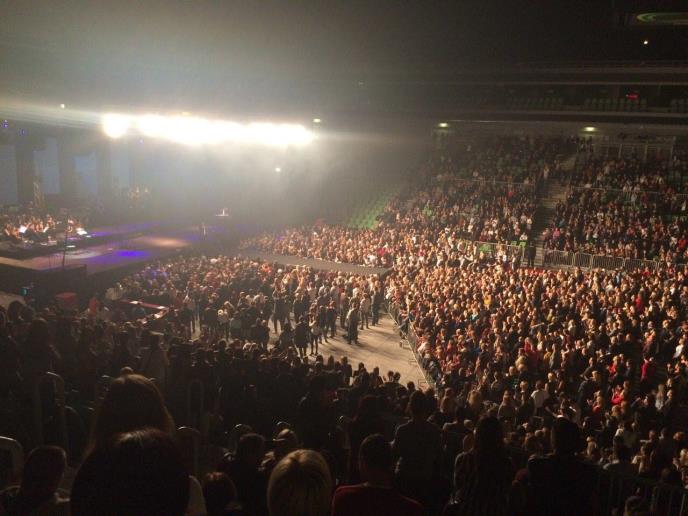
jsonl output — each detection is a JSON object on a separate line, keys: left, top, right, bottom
{"left": 277, "top": 314, "right": 427, "bottom": 387}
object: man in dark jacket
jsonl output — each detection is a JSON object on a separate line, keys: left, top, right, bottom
{"left": 294, "top": 317, "right": 309, "bottom": 358}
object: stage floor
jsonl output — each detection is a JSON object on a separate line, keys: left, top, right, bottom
{"left": 0, "top": 227, "right": 204, "bottom": 275}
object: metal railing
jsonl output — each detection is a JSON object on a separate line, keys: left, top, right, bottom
{"left": 567, "top": 185, "right": 688, "bottom": 208}
{"left": 386, "top": 301, "right": 438, "bottom": 389}
{"left": 541, "top": 248, "right": 675, "bottom": 273}
{"left": 595, "top": 468, "right": 688, "bottom": 516}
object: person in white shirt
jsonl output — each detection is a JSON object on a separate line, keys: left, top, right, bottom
{"left": 530, "top": 380, "right": 549, "bottom": 415}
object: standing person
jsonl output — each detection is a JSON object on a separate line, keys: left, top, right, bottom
{"left": 272, "top": 290, "right": 287, "bottom": 334}
{"left": 525, "top": 417, "right": 597, "bottom": 516}
{"left": 317, "top": 306, "right": 329, "bottom": 344}
{"left": 340, "top": 294, "right": 350, "bottom": 330}
{"left": 184, "top": 293, "right": 196, "bottom": 335}
{"left": 526, "top": 242, "right": 536, "bottom": 268}
{"left": 217, "top": 306, "right": 229, "bottom": 339}
{"left": 138, "top": 333, "right": 170, "bottom": 394}
{"left": 294, "top": 317, "right": 309, "bottom": 359}
{"left": 359, "top": 294, "right": 372, "bottom": 330}
{"left": 309, "top": 315, "right": 322, "bottom": 356}
{"left": 372, "top": 287, "right": 384, "bottom": 326}
{"left": 256, "top": 320, "right": 270, "bottom": 350}
{"left": 392, "top": 391, "right": 441, "bottom": 506}
{"left": 447, "top": 416, "right": 514, "bottom": 516}
{"left": 346, "top": 303, "right": 359, "bottom": 345}
{"left": 276, "top": 323, "right": 294, "bottom": 354}
{"left": 293, "top": 295, "right": 306, "bottom": 325}
{"left": 229, "top": 311, "right": 242, "bottom": 341}
{"left": 326, "top": 302, "right": 338, "bottom": 339}
{"left": 332, "top": 434, "right": 423, "bottom": 516}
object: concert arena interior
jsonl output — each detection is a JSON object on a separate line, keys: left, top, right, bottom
{"left": 4, "top": 2, "right": 688, "bottom": 515}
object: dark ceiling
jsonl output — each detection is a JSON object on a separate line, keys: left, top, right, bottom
{"left": 1, "top": 0, "right": 687, "bottom": 118}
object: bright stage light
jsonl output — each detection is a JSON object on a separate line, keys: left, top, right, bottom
{"left": 313, "top": 118, "right": 322, "bottom": 124}
{"left": 102, "top": 114, "right": 131, "bottom": 139}
{"left": 102, "top": 113, "right": 313, "bottom": 146}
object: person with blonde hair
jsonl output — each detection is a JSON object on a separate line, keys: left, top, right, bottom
{"left": 267, "top": 449, "right": 332, "bottom": 516}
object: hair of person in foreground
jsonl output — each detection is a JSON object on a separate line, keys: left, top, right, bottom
{"left": 267, "top": 449, "right": 333, "bottom": 516}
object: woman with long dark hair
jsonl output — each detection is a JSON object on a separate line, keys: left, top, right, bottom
{"left": 446, "top": 416, "right": 514, "bottom": 516}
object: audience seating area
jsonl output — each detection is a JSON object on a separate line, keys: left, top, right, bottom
{"left": 5, "top": 135, "right": 688, "bottom": 515}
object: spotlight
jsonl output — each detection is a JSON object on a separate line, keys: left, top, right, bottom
{"left": 102, "top": 114, "right": 131, "bottom": 139}
{"left": 101, "top": 113, "right": 313, "bottom": 146}
{"left": 643, "top": 39, "right": 649, "bottom": 46}
{"left": 438, "top": 122, "right": 449, "bottom": 128}
{"left": 583, "top": 126, "right": 596, "bottom": 132}
{"left": 60, "top": 103, "right": 66, "bottom": 109}
{"left": 313, "top": 118, "right": 322, "bottom": 124}
{"left": 275, "top": 167, "right": 282, "bottom": 173}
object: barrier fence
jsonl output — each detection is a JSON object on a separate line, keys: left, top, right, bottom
{"left": 541, "top": 248, "right": 677, "bottom": 273}
{"left": 448, "top": 236, "right": 678, "bottom": 274}
{"left": 386, "top": 301, "right": 439, "bottom": 389}
{"left": 568, "top": 185, "right": 688, "bottom": 209}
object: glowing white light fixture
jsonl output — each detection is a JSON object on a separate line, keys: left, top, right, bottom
{"left": 102, "top": 114, "right": 131, "bottom": 139}
{"left": 313, "top": 118, "right": 322, "bottom": 124}
{"left": 275, "top": 167, "right": 282, "bottom": 173}
{"left": 102, "top": 112, "right": 313, "bottom": 146}
{"left": 583, "top": 126, "right": 597, "bottom": 132}
{"left": 438, "top": 122, "right": 449, "bottom": 128}
{"left": 60, "top": 103, "right": 66, "bottom": 109}
{"left": 643, "top": 39, "right": 649, "bottom": 45}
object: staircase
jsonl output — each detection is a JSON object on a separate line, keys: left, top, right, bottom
{"left": 530, "top": 152, "right": 578, "bottom": 266}
{"left": 346, "top": 183, "right": 402, "bottom": 229}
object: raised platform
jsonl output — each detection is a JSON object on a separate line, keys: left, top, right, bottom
{"left": 241, "top": 251, "right": 391, "bottom": 277}
{"left": 0, "top": 221, "right": 163, "bottom": 259}
{"left": 0, "top": 223, "right": 233, "bottom": 304}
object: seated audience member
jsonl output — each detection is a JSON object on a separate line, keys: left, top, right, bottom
{"left": 70, "top": 429, "right": 189, "bottom": 516}
{"left": 267, "top": 449, "right": 332, "bottom": 516}
{"left": 526, "top": 417, "right": 598, "bottom": 516}
{"left": 332, "top": 433, "right": 423, "bottom": 516}
{"left": 0, "top": 446, "right": 69, "bottom": 516}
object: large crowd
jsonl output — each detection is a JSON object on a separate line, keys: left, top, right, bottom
{"left": 3, "top": 135, "right": 688, "bottom": 515}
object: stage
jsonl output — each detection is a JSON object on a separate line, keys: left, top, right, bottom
{"left": 0, "top": 221, "right": 235, "bottom": 304}
{"left": 0, "top": 221, "right": 165, "bottom": 259}
{"left": 0, "top": 227, "right": 204, "bottom": 275}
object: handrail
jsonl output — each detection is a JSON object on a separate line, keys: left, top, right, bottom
{"left": 0, "top": 436, "right": 24, "bottom": 484}
{"left": 33, "top": 372, "right": 68, "bottom": 455}
{"left": 177, "top": 426, "right": 201, "bottom": 479}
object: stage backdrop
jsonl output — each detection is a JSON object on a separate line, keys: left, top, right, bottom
{"left": 0, "top": 144, "right": 19, "bottom": 205}
{"left": 33, "top": 137, "right": 61, "bottom": 195}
